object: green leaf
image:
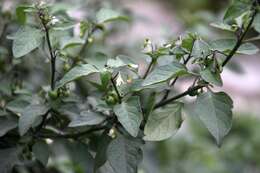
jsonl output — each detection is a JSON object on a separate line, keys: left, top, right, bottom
{"left": 191, "top": 39, "right": 211, "bottom": 58}
{"left": 86, "top": 53, "right": 108, "bottom": 71}
{"left": 253, "top": 13, "right": 260, "bottom": 33}
{"left": 61, "top": 37, "right": 85, "bottom": 49}
{"left": 210, "top": 22, "right": 235, "bottom": 32}
{"left": 32, "top": 140, "right": 49, "bottom": 166}
{"left": 0, "top": 148, "right": 20, "bottom": 173}
{"left": 16, "top": 5, "right": 34, "bottom": 24}
{"left": 224, "top": 2, "right": 250, "bottom": 22}
{"left": 12, "top": 26, "right": 44, "bottom": 58}
{"left": 106, "top": 55, "right": 138, "bottom": 69}
{"left": 143, "top": 102, "right": 183, "bottom": 141}
{"left": 210, "top": 39, "right": 236, "bottom": 52}
{"left": 114, "top": 97, "right": 143, "bottom": 137}
{"left": 56, "top": 64, "right": 99, "bottom": 88}
{"left": 195, "top": 91, "right": 233, "bottom": 146}
{"left": 142, "top": 62, "right": 187, "bottom": 86}
{"left": 0, "top": 117, "right": 17, "bottom": 137}
{"left": 200, "top": 67, "right": 223, "bottom": 86}
{"left": 94, "top": 133, "right": 112, "bottom": 172}
{"left": 107, "top": 135, "right": 142, "bottom": 173}
{"left": 96, "top": 8, "right": 129, "bottom": 24}
{"left": 6, "top": 98, "right": 31, "bottom": 115}
{"left": 18, "top": 104, "right": 49, "bottom": 136}
{"left": 237, "top": 43, "right": 259, "bottom": 55}
{"left": 68, "top": 110, "right": 106, "bottom": 127}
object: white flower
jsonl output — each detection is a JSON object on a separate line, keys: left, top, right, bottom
{"left": 50, "top": 16, "right": 60, "bottom": 25}
{"left": 116, "top": 72, "right": 126, "bottom": 86}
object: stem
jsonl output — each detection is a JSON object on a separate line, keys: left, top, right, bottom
{"left": 36, "top": 125, "right": 107, "bottom": 139}
{"left": 154, "top": 85, "right": 205, "bottom": 109}
{"left": 111, "top": 78, "right": 122, "bottom": 103}
{"left": 143, "top": 59, "right": 156, "bottom": 79}
{"left": 40, "top": 17, "right": 56, "bottom": 90}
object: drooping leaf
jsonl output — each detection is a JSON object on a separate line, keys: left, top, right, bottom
{"left": 195, "top": 91, "right": 233, "bottom": 146}
{"left": 68, "top": 110, "right": 106, "bottom": 127}
{"left": 107, "top": 135, "right": 142, "bottom": 173}
{"left": 200, "top": 67, "right": 223, "bottom": 86}
{"left": 143, "top": 102, "right": 183, "bottom": 141}
{"left": 96, "top": 8, "right": 129, "bottom": 24}
{"left": 142, "top": 62, "right": 187, "bottom": 86}
{"left": 18, "top": 104, "right": 49, "bottom": 136}
{"left": 12, "top": 26, "right": 44, "bottom": 58}
{"left": 114, "top": 96, "right": 143, "bottom": 137}
{"left": 32, "top": 140, "right": 50, "bottom": 166}
{"left": 0, "top": 117, "right": 17, "bottom": 137}
{"left": 56, "top": 64, "right": 99, "bottom": 88}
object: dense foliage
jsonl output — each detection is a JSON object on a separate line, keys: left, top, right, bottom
{"left": 0, "top": 0, "right": 260, "bottom": 172}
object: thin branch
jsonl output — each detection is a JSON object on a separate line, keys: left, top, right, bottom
{"left": 154, "top": 85, "right": 205, "bottom": 109}
{"left": 36, "top": 125, "right": 107, "bottom": 139}
{"left": 143, "top": 59, "right": 155, "bottom": 79}
{"left": 111, "top": 78, "right": 122, "bottom": 103}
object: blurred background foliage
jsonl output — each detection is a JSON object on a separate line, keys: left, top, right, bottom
{"left": 1, "top": 0, "right": 260, "bottom": 173}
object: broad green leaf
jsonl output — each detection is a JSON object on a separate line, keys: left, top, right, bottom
{"left": 32, "top": 141, "right": 49, "bottom": 166}
{"left": 18, "top": 104, "right": 49, "bottom": 136}
{"left": 12, "top": 26, "right": 44, "bottom": 58}
{"left": 200, "top": 67, "right": 223, "bottom": 86}
{"left": 253, "top": 13, "right": 260, "bottom": 33}
{"left": 142, "top": 62, "right": 187, "bottom": 86}
{"left": 56, "top": 64, "right": 99, "bottom": 88}
{"left": 144, "top": 102, "right": 183, "bottom": 141}
{"left": 210, "top": 22, "right": 235, "bottom": 32}
{"left": 94, "top": 133, "right": 112, "bottom": 172}
{"left": 237, "top": 43, "right": 259, "bottom": 55}
{"left": 6, "top": 98, "right": 31, "bottom": 115}
{"left": 86, "top": 53, "right": 108, "bottom": 71}
{"left": 191, "top": 39, "right": 211, "bottom": 58}
{"left": 0, "top": 117, "right": 17, "bottom": 137}
{"left": 96, "top": 8, "right": 129, "bottom": 24}
{"left": 210, "top": 39, "right": 236, "bottom": 52}
{"left": 68, "top": 110, "right": 106, "bottom": 127}
{"left": 114, "top": 97, "right": 143, "bottom": 137}
{"left": 107, "top": 55, "right": 138, "bottom": 69}
{"left": 224, "top": 2, "right": 250, "bottom": 22}
{"left": 107, "top": 135, "right": 142, "bottom": 173}
{"left": 195, "top": 91, "right": 233, "bottom": 146}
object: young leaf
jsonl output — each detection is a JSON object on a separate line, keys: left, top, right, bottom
{"left": 107, "top": 135, "right": 142, "bottom": 173}
{"left": 56, "top": 64, "right": 99, "bottom": 88}
{"left": 195, "top": 91, "right": 233, "bottom": 146}
{"left": 16, "top": 5, "right": 34, "bottom": 24}
{"left": 113, "top": 96, "right": 143, "bottom": 137}
{"left": 12, "top": 26, "right": 44, "bottom": 58}
{"left": 200, "top": 67, "right": 223, "bottom": 86}
{"left": 61, "top": 37, "right": 85, "bottom": 50}
{"left": 143, "top": 102, "right": 183, "bottom": 141}
{"left": 68, "top": 110, "right": 106, "bottom": 127}
{"left": 96, "top": 8, "right": 129, "bottom": 24}
{"left": 32, "top": 140, "right": 50, "bottom": 166}
{"left": 142, "top": 62, "right": 187, "bottom": 86}
{"left": 18, "top": 104, "right": 49, "bottom": 136}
